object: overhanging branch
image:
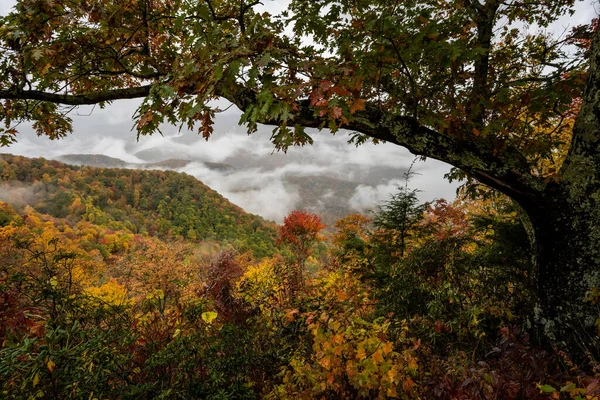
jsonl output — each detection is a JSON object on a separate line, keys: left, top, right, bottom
{"left": 0, "top": 80, "right": 544, "bottom": 205}
{"left": 346, "top": 105, "right": 544, "bottom": 205}
{"left": 0, "top": 86, "right": 153, "bottom": 106}
{"left": 216, "top": 81, "right": 544, "bottom": 204}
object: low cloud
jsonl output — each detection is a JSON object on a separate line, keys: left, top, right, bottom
{"left": 348, "top": 179, "right": 405, "bottom": 212}
{"left": 4, "top": 107, "right": 460, "bottom": 223}
{"left": 0, "top": 183, "right": 39, "bottom": 209}
{"left": 181, "top": 162, "right": 303, "bottom": 222}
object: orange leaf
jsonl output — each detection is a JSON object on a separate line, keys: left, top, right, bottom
{"left": 350, "top": 98, "right": 366, "bottom": 113}
{"left": 319, "top": 356, "right": 332, "bottom": 370}
{"left": 382, "top": 342, "right": 393, "bottom": 355}
{"left": 372, "top": 349, "right": 384, "bottom": 364}
{"left": 327, "top": 372, "right": 335, "bottom": 384}
{"left": 47, "top": 359, "right": 56, "bottom": 373}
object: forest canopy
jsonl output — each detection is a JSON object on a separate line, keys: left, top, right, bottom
{"left": 0, "top": 0, "right": 599, "bottom": 367}
{"left": 2, "top": 153, "right": 596, "bottom": 399}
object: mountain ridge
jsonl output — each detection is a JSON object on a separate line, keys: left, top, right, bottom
{"left": 54, "top": 153, "right": 367, "bottom": 228}
{"left": 0, "top": 153, "right": 278, "bottom": 257}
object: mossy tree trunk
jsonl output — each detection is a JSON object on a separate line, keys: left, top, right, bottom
{"left": 524, "top": 185, "right": 600, "bottom": 359}
{"left": 521, "top": 38, "right": 600, "bottom": 358}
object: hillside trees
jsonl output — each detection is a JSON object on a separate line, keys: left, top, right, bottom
{"left": 1, "top": 166, "right": 599, "bottom": 398}
{"left": 0, "top": 202, "right": 280, "bottom": 399}
{"left": 0, "top": 154, "right": 278, "bottom": 257}
{"left": 0, "top": 0, "right": 599, "bottom": 355}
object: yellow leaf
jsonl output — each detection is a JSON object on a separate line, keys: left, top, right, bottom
{"left": 32, "top": 372, "right": 40, "bottom": 387}
{"left": 201, "top": 311, "right": 218, "bottom": 324}
{"left": 408, "top": 356, "right": 418, "bottom": 370}
{"left": 47, "top": 359, "right": 56, "bottom": 373}
{"left": 40, "top": 63, "right": 51, "bottom": 76}
{"left": 356, "top": 344, "right": 366, "bottom": 360}
{"left": 387, "top": 386, "right": 398, "bottom": 398}
{"left": 330, "top": 320, "right": 341, "bottom": 332}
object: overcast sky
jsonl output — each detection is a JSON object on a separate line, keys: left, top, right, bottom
{"left": 0, "top": 1, "right": 597, "bottom": 222}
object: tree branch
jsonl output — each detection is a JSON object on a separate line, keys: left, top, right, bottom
{"left": 0, "top": 78, "right": 544, "bottom": 207}
{"left": 0, "top": 86, "right": 153, "bottom": 105}
{"left": 216, "top": 81, "right": 544, "bottom": 205}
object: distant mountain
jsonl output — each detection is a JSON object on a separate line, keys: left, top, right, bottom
{"left": 56, "top": 153, "right": 237, "bottom": 173}
{"left": 0, "top": 154, "right": 278, "bottom": 257}
{"left": 58, "top": 154, "right": 131, "bottom": 168}
{"left": 147, "top": 159, "right": 191, "bottom": 169}
{"left": 134, "top": 147, "right": 177, "bottom": 162}
{"left": 54, "top": 153, "right": 374, "bottom": 228}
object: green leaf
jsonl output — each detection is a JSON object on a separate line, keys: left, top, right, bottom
{"left": 31, "top": 48, "right": 44, "bottom": 61}
{"left": 257, "top": 53, "right": 271, "bottom": 67}
{"left": 539, "top": 384, "right": 556, "bottom": 393}
{"left": 197, "top": 5, "right": 210, "bottom": 21}
{"left": 212, "top": 64, "right": 224, "bottom": 82}
{"left": 560, "top": 383, "right": 576, "bottom": 392}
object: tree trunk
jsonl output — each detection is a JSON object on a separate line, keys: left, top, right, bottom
{"left": 519, "top": 27, "right": 600, "bottom": 361}
{"left": 522, "top": 179, "right": 600, "bottom": 361}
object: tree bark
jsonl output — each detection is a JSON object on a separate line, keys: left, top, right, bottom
{"left": 521, "top": 186, "right": 600, "bottom": 360}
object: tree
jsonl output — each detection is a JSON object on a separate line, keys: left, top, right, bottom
{"left": 373, "top": 184, "right": 427, "bottom": 258}
{"left": 332, "top": 213, "right": 371, "bottom": 259}
{"left": 278, "top": 210, "right": 325, "bottom": 293}
{"left": 0, "top": 0, "right": 598, "bottom": 356}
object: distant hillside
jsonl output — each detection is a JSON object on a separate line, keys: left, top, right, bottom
{"left": 56, "top": 153, "right": 237, "bottom": 173}
{"left": 0, "top": 154, "right": 277, "bottom": 257}
{"left": 58, "top": 154, "right": 131, "bottom": 168}
{"left": 55, "top": 153, "right": 365, "bottom": 227}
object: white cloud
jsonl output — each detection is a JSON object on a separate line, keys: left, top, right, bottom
{"left": 180, "top": 162, "right": 302, "bottom": 222}
{"left": 348, "top": 179, "right": 404, "bottom": 212}
{"left": 4, "top": 118, "right": 460, "bottom": 223}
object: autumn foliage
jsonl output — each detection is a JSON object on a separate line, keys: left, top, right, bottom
{"left": 277, "top": 210, "right": 325, "bottom": 294}
{"left": 0, "top": 156, "right": 599, "bottom": 399}
{"left": 278, "top": 210, "right": 326, "bottom": 258}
